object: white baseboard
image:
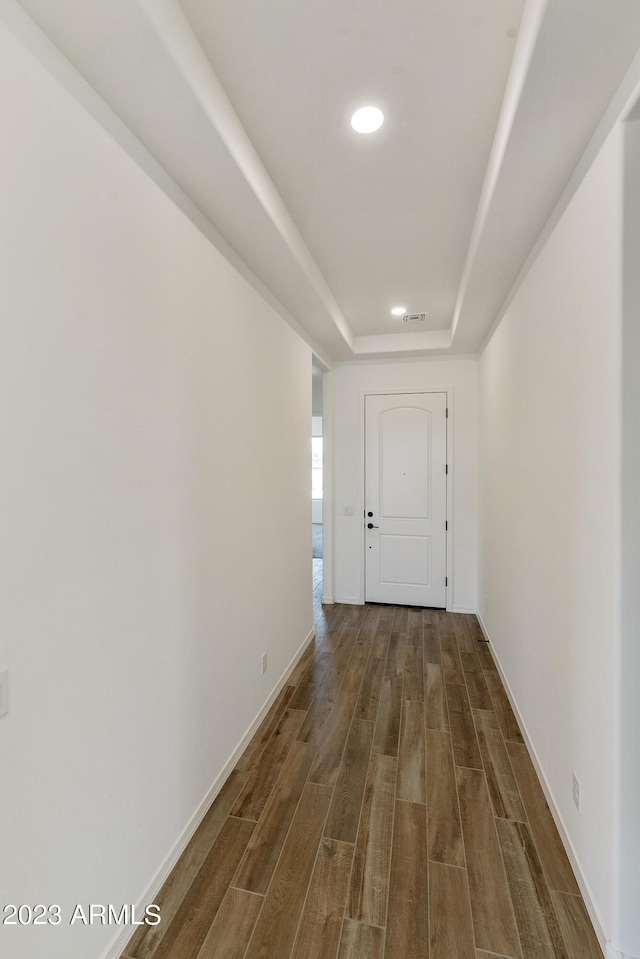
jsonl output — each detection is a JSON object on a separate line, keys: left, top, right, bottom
{"left": 475, "top": 613, "right": 618, "bottom": 959}
{"left": 606, "top": 944, "right": 640, "bottom": 959}
{"left": 451, "top": 605, "right": 476, "bottom": 614}
{"left": 333, "top": 596, "right": 363, "bottom": 605}
{"left": 321, "top": 594, "right": 334, "bottom": 605}
{"left": 101, "top": 625, "right": 316, "bottom": 959}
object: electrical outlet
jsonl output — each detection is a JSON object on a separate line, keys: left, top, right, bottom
{"left": 261, "top": 652, "right": 268, "bottom": 676}
{"left": 0, "top": 667, "right": 8, "bottom": 718}
{"left": 343, "top": 505, "right": 354, "bottom": 517}
{"left": 572, "top": 772, "right": 581, "bottom": 812}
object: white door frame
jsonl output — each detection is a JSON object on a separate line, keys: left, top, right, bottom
{"left": 357, "top": 388, "right": 454, "bottom": 610}
{"left": 321, "top": 370, "right": 334, "bottom": 604}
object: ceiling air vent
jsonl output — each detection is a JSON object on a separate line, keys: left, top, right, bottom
{"left": 401, "top": 312, "right": 427, "bottom": 325}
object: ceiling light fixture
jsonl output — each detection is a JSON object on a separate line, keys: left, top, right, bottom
{"left": 391, "top": 306, "right": 406, "bottom": 316}
{"left": 351, "top": 106, "right": 384, "bottom": 134}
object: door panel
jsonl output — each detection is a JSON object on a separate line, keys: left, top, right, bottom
{"left": 381, "top": 408, "right": 432, "bottom": 518}
{"left": 379, "top": 535, "right": 431, "bottom": 586}
{"left": 365, "top": 392, "right": 447, "bottom": 607}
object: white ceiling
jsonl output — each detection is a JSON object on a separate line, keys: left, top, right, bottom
{"left": 12, "top": 0, "right": 640, "bottom": 364}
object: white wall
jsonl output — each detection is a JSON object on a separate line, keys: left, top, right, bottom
{"left": 0, "top": 21, "right": 311, "bottom": 959}
{"left": 617, "top": 118, "right": 640, "bottom": 958}
{"left": 331, "top": 358, "right": 477, "bottom": 611}
{"left": 479, "top": 125, "right": 625, "bottom": 952}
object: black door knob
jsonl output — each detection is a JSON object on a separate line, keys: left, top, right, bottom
{"left": 367, "top": 511, "right": 373, "bottom": 517}
{"left": 367, "top": 522, "right": 379, "bottom": 529}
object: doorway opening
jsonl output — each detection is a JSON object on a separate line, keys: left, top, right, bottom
{"left": 312, "top": 366, "right": 324, "bottom": 612}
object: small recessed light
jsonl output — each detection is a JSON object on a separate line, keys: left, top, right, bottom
{"left": 351, "top": 106, "right": 384, "bottom": 134}
{"left": 391, "top": 306, "right": 406, "bottom": 316}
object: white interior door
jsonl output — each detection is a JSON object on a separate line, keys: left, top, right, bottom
{"left": 365, "top": 392, "right": 447, "bottom": 607}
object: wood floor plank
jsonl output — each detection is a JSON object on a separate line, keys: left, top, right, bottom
{"left": 235, "top": 685, "right": 295, "bottom": 772}
{"left": 429, "top": 861, "right": 476, "bottom": 959}
{"left": 407, "top": 608, "right": 423, "bottom": 646}
{"left": 233, "top": 739, "right": 317, "bottom": 895}
{"left": 298, "top": 683, "right": 340, "bottom": 744}
{"left": 291, "top": 838, "right": 354, "bottom": 959}
{"left": 293, "top": 648, "right": 340, "bottom": 699}
{"left": 127, "top": 770, "right": 249, "bottom": 959}
{"left": 424, "top": 623, "right": 442, "bottom": 664}
{"left": 195, "top": 887, "right": 263, "bottom": 959}
{"left": 288, "top": 681, "right": 317, "bottom": 711}
{"left": 355, "top": 655, "right": 386, "bottom": 722}
{"left": 335, "top": 605, "right": 366, "bottom": 629}
{"left": 552, "top": 892, "right": 603, "bottom": 959}
{"left": 476, "top": 641, "right": 497, "bottom": 672}
{"left": 425, "top": 663, "right": 448, "bottom": 731}
{"left": 441, "top": 637, "right": 465, "bottom": 685}
{"left": 320, "top": 626, "right": 347, "bottom": 656}
{"left": 426, "top": 729, "right": 464, "bottom": 867}
{"left": 440, "top": 609, "right": 455, "bottom": 642}
{"left": 385, "top": 632, "right": 407, "bottom": 678}
{"left": 397, "top": 701, "right": 426, "bottom": 804}
{"left": 372, "top": 675, "right": 403, "bottom": 757}
{"left": 288, "top": 646, "right": 317, "bottom": 687}
{"left": 337, "top": 919, "right": 384, "bottom": 959}
{"left": 474, "top": 709, "right": 526, "bottom": 822}
{"left": 455, "top": 766, "right": 521, "bottom": 958}
{"left": 325, "top": 719, "right": 375, "bottom": 843}
{"left": 485, "top": 672, "right": 524, "bottom": 744}
{"left": 244, "top": 782, "right": 332, "bottom": 959}
{"left": 404, "top": 645, "right": 424, "bottom": 701}
{"left": 371, "top": 623, "right": 392, "bottom": 661}
{"left": 506, "top": 742, "right": 580, "bottom": 895}
{"left": 460, "top": 650, "right": 494, "bottom": 710}
{"left": 309, "top": 690, "right": 359, "bottom": 787}
{"left": 446, "top": 683, "right": 482, "bottom": 769}
{"left": 467, "top": 616, "right": 487, "bottom": 644}
{"left": 323, "top": 606, "right": 346, "bottom": 632}
{"left": 333, "top": 626, "right": 361, "bottom": 662}
{"left": 149, "top": 817, "right": 255, "bottom": 959}
{"left": 379, "top": 604, "right": 396, "bottom": 625}
{"left": 331, "top": 629, "right": 359, "bottom": 674}
{"left": 231, "top": 708, "right": 307, "bottom": 820}
{"left": 392, "top": 607, "right": 409, "bottom": 634}
{"left": 453, "top": 614, "right": 478, "bottom": 655}
{"left": 496, "top": 819, "right": 569, "bottom": 959}
{"left": 385, "top": 800, "right": 429, "bottom": 959}
{"left": 341, "top": 643, "right": 370, "bottom": 693}
{"left": 347, "top": 753, "right": 396, "bottom": 927}
{"left": 358, "top": 606, "right": 382, "bottom": 644}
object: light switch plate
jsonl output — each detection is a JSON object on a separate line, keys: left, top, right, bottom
{"left": 0, "top": 667, "right": 8, "bottom": 718}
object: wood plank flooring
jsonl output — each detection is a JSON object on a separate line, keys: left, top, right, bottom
{"left": 122, "top": 596, "right": 603, "bottom": 959}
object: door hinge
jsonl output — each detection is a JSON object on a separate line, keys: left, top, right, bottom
{"left": 446, "top": 407, "right": 449, "bottom": 418}
{"left": 445, "top": 464, "right": 448, "bottom": 474}
{"left": 445, "top": 576, "right": 448, "bottom": 587}
{"left": 445, "top": 520, "right": 448, "bottom": 531}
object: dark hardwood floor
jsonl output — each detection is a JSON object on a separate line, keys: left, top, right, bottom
{"left": 121, "top": 570, "right": 603, "bottom": 959}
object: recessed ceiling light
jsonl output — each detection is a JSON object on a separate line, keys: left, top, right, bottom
{"left": 391, "top": 306, "right": 406, "bottom": 316}
{"left": 351, "top": 106, "right": 384, "bottom": 134}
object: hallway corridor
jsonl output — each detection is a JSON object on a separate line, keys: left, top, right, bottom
{"left": 120, "top": 603, "right": 603, "bottom": 959}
